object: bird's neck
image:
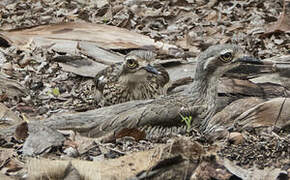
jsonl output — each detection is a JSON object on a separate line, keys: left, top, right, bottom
{"left": 189, "top": 73, "right": 220, "bottom": 130}
{"left": 119, "top": 73, "right": 148, "bottom": 86}
{"left": 192, "top": 73, "right": 220, "bottom": 112}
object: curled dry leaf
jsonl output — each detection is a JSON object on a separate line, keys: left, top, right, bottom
{"left": 14, "top": 122, "right": 29, "bottom": 141}
{"left": 0, "top": 103, "right": 22, "bottom": 129}
{"left": 228, "top": 132, "right": 244, "bottom": 145}
{"left": 115, "top": 128, "right": 146, "bottom": 141}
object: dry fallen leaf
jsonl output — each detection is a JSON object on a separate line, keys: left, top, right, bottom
{"left": 115, "top": 128, "right": 146, "bottom": 141}
{"left": 264, "top": 0, "right": 290, "bottom": 34}
{"left": 14, "top": 122, "right": 29, "bottom": 141}
{"left": 0, "top": 103, "right": 22, "bottom": 129}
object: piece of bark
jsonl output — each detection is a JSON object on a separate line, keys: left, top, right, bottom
{"left": 130, "top": 155, "right": 194, "bottom": 180}
{"left": 252, "top": 55, "right": 290, "bottom": 88}
{"left": 167, "top": 76, "right": 193, "bottom": 93}
{"left": 166, "top": 62, "right": 195, "bottom": 81}
{"left": 22, "top": 124, "right": 66, "bottom": 156}
{"left": 78, "top": 42, "right": 123, "bottom": 65}
{"left": 263, "top": 55, "right": 290, "bottom": 62}
{"left": 52, "top": 55, "right": 107, "bottom": 78}
{"left": 217, "top": 79, "right": 290, "bottom": 105}
{"left": 0, "top": 22, "right": 180, "bottom": 57}
{"left": 218, "top": 78, "right": 264, "bottom": 96}
{"left": 0, "top": 22, "right": 155, "bottom": 50}
{"left": 197, "top": 0, "right": 219, "bottom": 9}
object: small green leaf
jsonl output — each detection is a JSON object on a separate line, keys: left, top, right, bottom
{"left": 52, "top": 87, "right": 60, "bottom": 96}
{"left": 180, "top": 114, "right": 192, "bottom": 133}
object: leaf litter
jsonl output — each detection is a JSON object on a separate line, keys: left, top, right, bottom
{"left": 0, "top": 0, "right": 289, "bottom": 179}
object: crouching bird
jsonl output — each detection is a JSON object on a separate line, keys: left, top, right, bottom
{"left": 90, "top": 44, "right": 264, "bottom": 139}
{"left": 184, "top": 44, "right": 262, "bottom": 131}
{"left": 27, "top": 44, "right": 264, "bottom": 140}
{"left": 95, "top": 50, "right": 170, "bottom": 106}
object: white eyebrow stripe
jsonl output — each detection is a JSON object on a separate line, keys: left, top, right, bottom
{"left": 220, "top": 49, "right": 233, "bottom": 55}
{"left": 203, "top": 56, "right": 215, "bottom": 70}
{"left": 98, "top": 75, "right": 104, "bottom": 81}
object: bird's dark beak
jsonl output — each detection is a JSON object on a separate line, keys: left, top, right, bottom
{"left": 235, "top": 56, "right": 263, "bottom": 65}
{"left": 145, "top": 65, "right": 160, "bottom": 74}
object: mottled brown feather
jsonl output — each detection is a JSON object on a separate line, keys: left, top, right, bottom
{"left": 95, "top": 50, "right": 170, "bottom": 106}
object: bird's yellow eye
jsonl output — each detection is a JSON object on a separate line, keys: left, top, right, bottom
{"left": 220, "top": 52, "right": 233, "bottom": 63}
{"left": 127, "top": 59, "right": 137, "bottom": 69}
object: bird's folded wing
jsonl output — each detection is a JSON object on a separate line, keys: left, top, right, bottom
{"left": 0, "top": 94, "right": 202, "bottom": 139}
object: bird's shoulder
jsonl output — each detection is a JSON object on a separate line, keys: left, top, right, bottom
{"left": 148, "top": 64, "right": 170, "bottom": 87}
{"left": 95, "top": 62, "right": 123, "bottom": 91}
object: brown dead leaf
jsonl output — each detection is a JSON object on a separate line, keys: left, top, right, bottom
{"left": 0, "top": 103, "right": 22, "bottom": 129}
{"left": 0, "top": 73, "right": 27, "bottom": 98}
{"left": 115, "top": 128, "right": 146, "bottom": 141}
{"left": 235, "top": 97, "right": 290, "bottom": 130}
{"left": 228, "top": 132, "right": 244, "bottom": 145}
{"left": 191, "top": 159, "right": 232, "bottom": 180}
{"left": 62, "top": 132, "right": 95, "bottom": 156}
{"left": 264, "top": 0, "right": 290, "bottom": 35}
{"left": 15, "top": 104, "right": 35, "bottom": 114}
{"left": 223, "top": 158, "right": 288, "bottom": 180}
{"left": 14, "top": 122, "right": 29, "bottom": 141}
{"left": 0, "top": 94, "right": 8, "bottom": 102}
{"left": 205, "top": 10, "right": 218, "bottom": 21}
{"left": 63, "top": 139, "right": 78, "bottom": 149}
{"left": 197, "top": 0, "right": 219, "bottom": 9}
{"left": 0, "top": 158, "right": 23, "bottom": 175}
{"left": 27, "top": 148, "right": 159, "bottom": 180}
{"left": 0, "top": 149, "right": 14, "bottom": 168}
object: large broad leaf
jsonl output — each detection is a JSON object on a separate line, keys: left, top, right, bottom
{"left": 0, "top": 22, "right": 155, "bottom": 51}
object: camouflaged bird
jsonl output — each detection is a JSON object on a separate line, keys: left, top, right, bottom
{"left": 95, "top": 50, "right": 170, "bottom": 106}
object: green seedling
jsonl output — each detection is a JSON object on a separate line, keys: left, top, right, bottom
{"left": 180, "top": 114, "right": 192, "bottom": 133}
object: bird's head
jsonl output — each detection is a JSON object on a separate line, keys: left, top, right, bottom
{"left": 121, "top": 50, "right": 160, "bottom": 82}
{"left": 195, "top": 44, "right": 262, "bottom": 80}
